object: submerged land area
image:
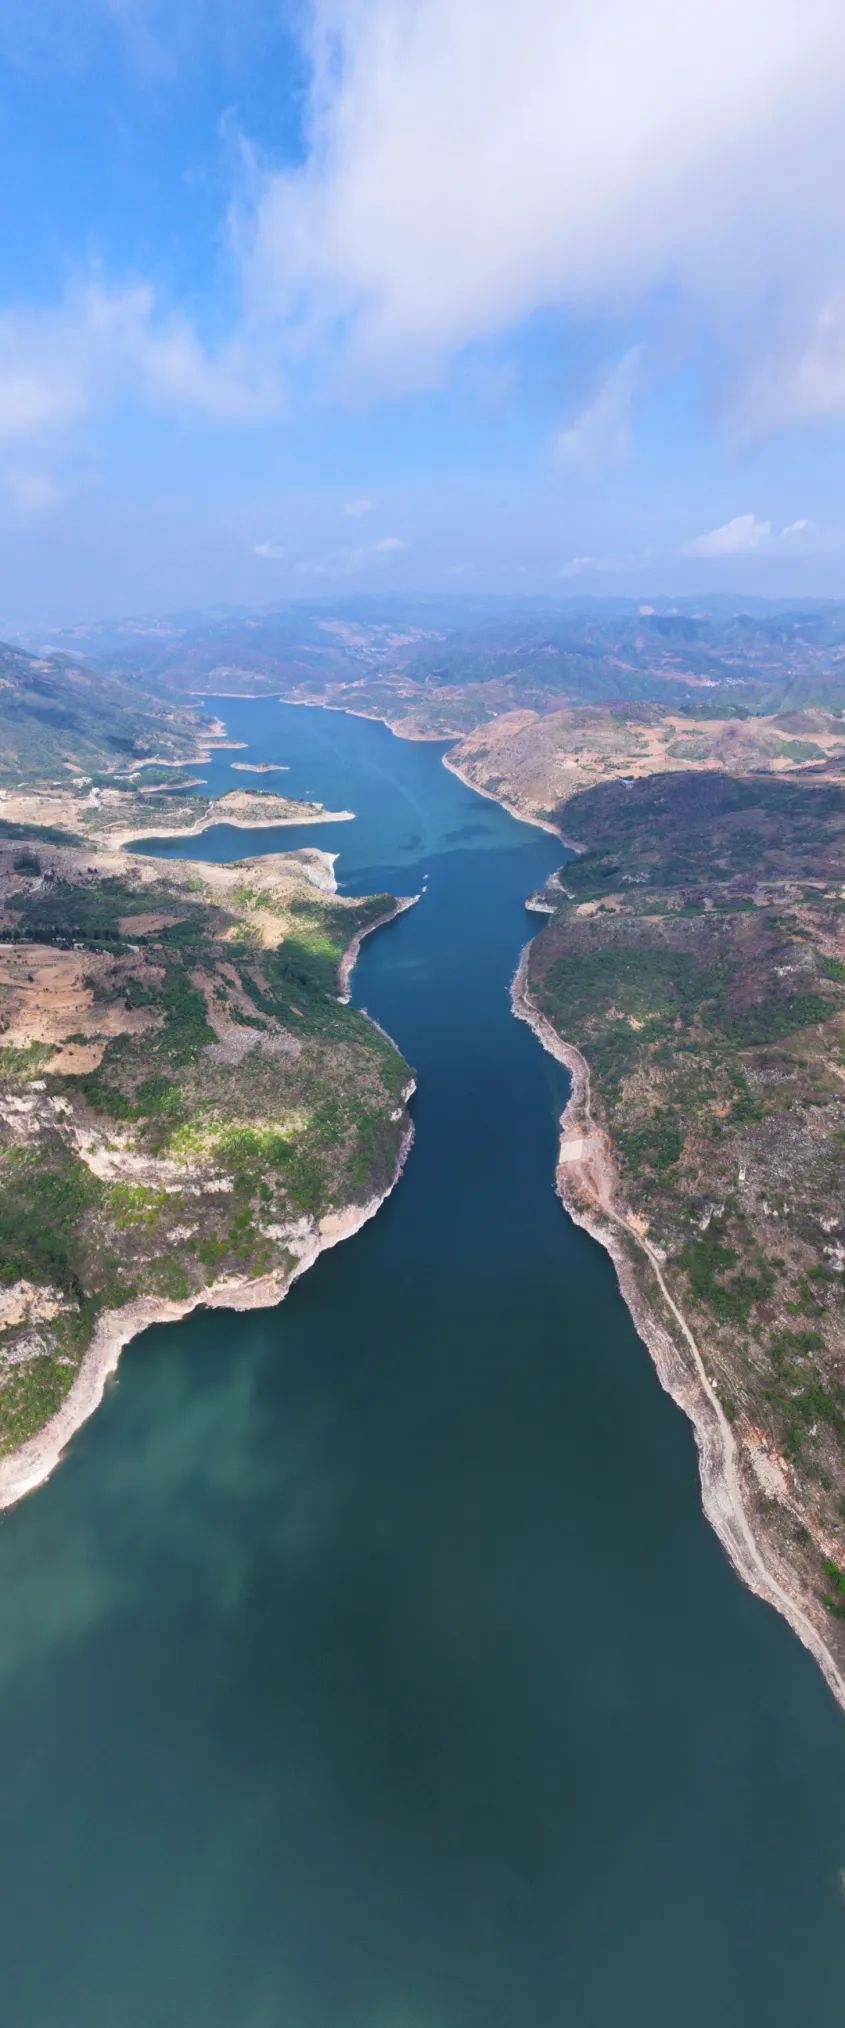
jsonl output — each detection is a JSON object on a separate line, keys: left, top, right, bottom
{"left": 0, "top": 640, "right": 413, "bottom": 1500}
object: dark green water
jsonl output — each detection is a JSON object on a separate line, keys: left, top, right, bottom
{"left": 2, "top": 700, "right": 844, "bottom": 2026}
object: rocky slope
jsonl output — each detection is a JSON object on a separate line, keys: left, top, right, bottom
{"left": 448, "top": 703, "right": 845, "bottom": 829}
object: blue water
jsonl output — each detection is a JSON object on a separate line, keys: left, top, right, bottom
{"left": 1, "top": 698, "right": 844, "bottom": 2026}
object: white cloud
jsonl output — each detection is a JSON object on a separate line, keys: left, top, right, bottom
{"left": 8, "top": 0, "right": 845, "bottom": 499}
{"left": 683, "top": 513, "right": 813, "bottom": 557}
{"left": 10, "top": 0, "right": 845, "bottom": 476}
{"left": 558, "top": 556, "right": 599, "bottom": 578}
{"left": 240, "top": 0, "right": 845, "bottom": 398}
{"left": 685, "top": 513, "right": 772, "bottom": 557}
{"left": 254, "top": 539, "right": 286, "bottom": 559}
{"left": 0, "top": 279, "right": 283, "bottom": 446}
{"left": 372, "top": 534, "right": 405, "bottom": 551}
{"left": 556, "top": 348, "right": 640, "bottom": 473}
{"left": 557, "top": 550, "right": 638, "bottom": 577}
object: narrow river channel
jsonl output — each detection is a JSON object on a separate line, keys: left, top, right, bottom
{"left": 1, "top": 699, "right": 844, "bottom": 2027}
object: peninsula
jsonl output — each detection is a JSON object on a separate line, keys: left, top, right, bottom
{"left": 0, "top": 642, "right": 414, "bottom": 1503}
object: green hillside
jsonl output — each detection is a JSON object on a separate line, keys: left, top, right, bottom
{"left": 0, "top": 641, "right": 206, "bottom": 784}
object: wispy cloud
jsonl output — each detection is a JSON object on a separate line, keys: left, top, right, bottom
{"left": 254, "top": 539, "right": 285, "bottom": 559}
{"left": 555, "top": 349, "right": 640, "bottom": 474}
{"left": 736, "top": 297, "right": 845, "bottom": 434}
{"left": 343, "top": 496, "right": 373, "bottom": 518}
{"left": 0, "top": 278, "right": 284, "bottom": 448}
{"left": 340, "top": 534, "right": 410, "bottom": 572}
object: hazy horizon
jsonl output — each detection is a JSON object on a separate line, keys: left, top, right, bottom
{"left": 16, "top": 586, "right": 845, "bottom": 649}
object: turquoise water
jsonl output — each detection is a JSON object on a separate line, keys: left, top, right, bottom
{"left": 2, "top": 698, "right": 844, "bottom": 2025}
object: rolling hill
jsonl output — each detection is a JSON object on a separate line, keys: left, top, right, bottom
{"left": 0, "top": 640, "right": 208, "bottom": 783}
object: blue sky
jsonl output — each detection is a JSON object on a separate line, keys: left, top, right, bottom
{"left": 2, "top": 0, "right": 845, "bottom": 623}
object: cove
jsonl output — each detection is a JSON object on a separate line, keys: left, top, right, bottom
{"left": 1, "top": 698, "right": 844, "bottom": 2027}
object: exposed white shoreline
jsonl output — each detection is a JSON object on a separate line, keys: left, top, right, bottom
{"left": 441, "top": 752, "right": 572, "bottom": 842}
{"left": 510, "top": 946, "right": 845, "bottom": 1714}
{"left": 337, "top": 893, "right": 420, "bottom": 1002}
{"left": 191, "top": 688, "right": 453, "bottom": 744}
{"left": 111, "top": 804, "right": 354, "bottom": 849}
{"left": 286, "top": 697, "right": 450, "bottom": 743}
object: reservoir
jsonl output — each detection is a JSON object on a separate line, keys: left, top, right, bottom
{"left": 1, "top": 699, "right": 844, "bottom": 2025}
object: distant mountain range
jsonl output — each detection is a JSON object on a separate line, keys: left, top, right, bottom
{"left": 17, "top": 595, "right": 845, "bottom": 727}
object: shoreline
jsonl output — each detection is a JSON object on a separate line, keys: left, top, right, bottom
{"left": 282, "top": 694, "right": 451, "bottom": 743}
{"left": 337, "top": 893, "right": 420, "bottom": 1002}
{"left": 0, "top": 886, "right": 416, "bottom": 1515}
{"left": 510, "top": 945, "right": 845, "bottom": 1714}
{"left": 441, "top": 751, "right": 577, "bottom": 844}
{"left": 111, "top": 804, "right": 354, "bottom": 849}
{"left": 0, "top": 1119, "right": 414, "bottom": 1516}
{"left": 192, "top": 688, "right": 455, "bottom": 744}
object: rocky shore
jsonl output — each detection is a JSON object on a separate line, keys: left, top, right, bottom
{"left": 510, "top": 946, "right": 845, "bottom": 1714}
{"left": 441, "top": 752, "right": 568, "bottom": 839}
{"left": 337, "top": 893, "right": 419, "bottom": 1001}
